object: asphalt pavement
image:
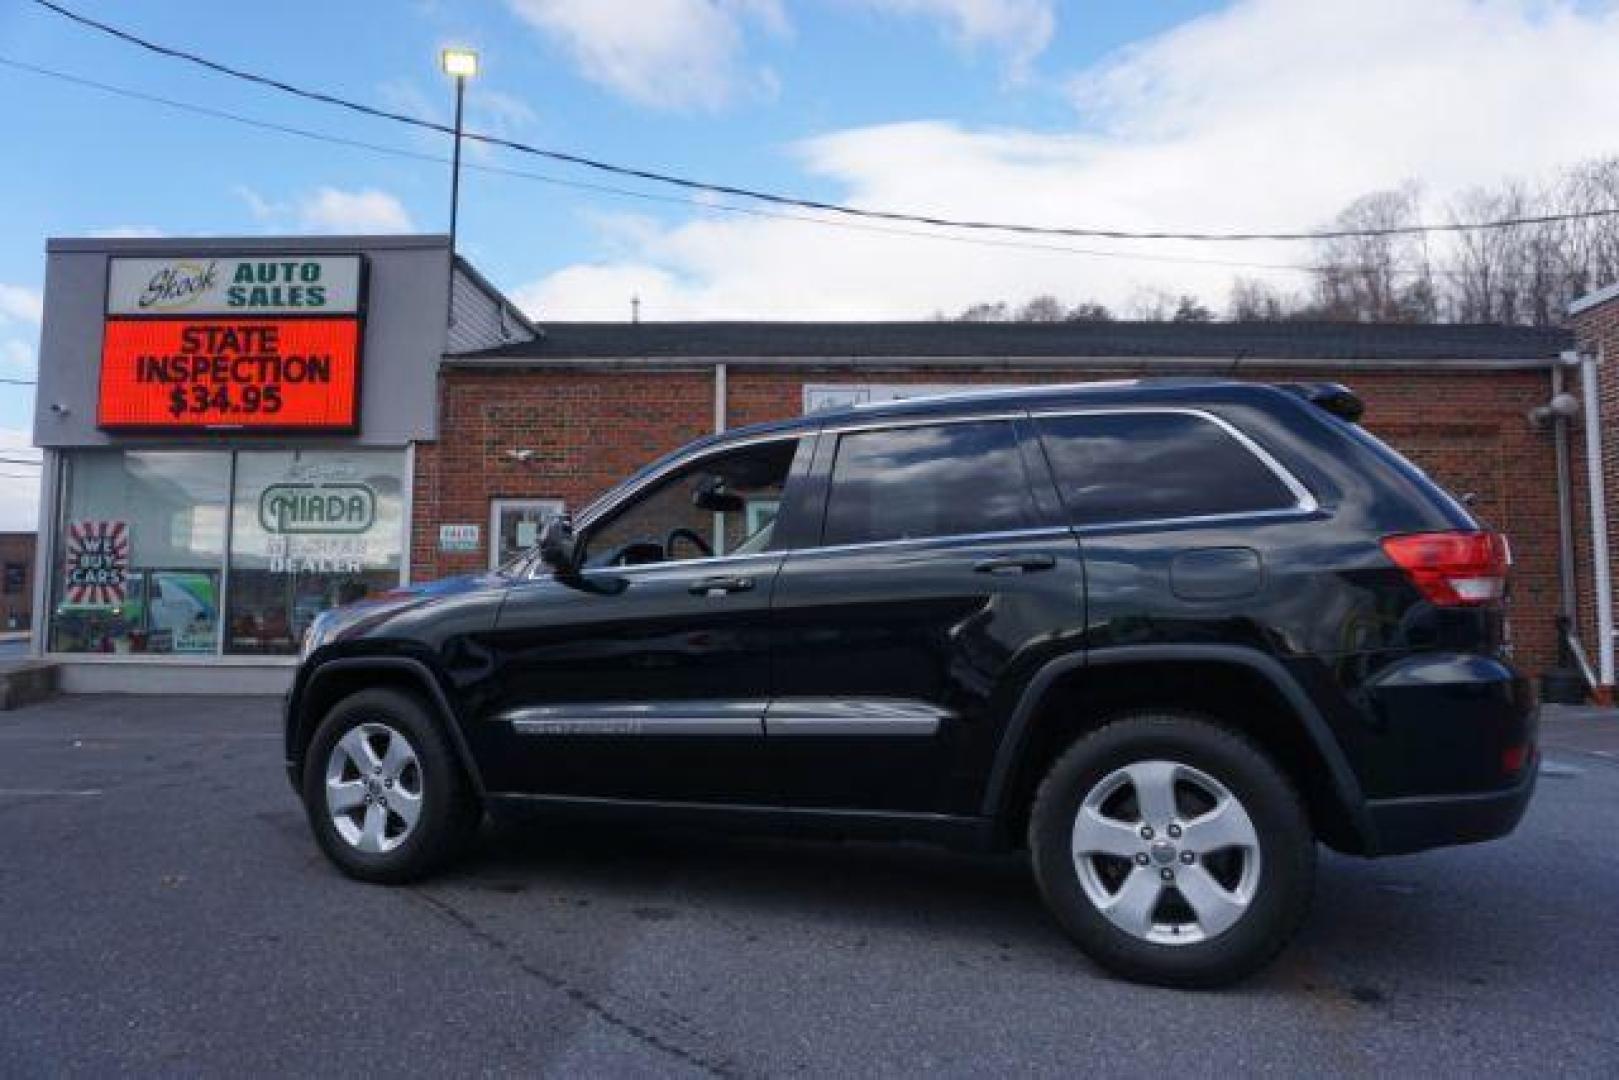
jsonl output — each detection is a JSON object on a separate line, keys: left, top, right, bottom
{"left": 0, "top": 695, "right": 1616, "bottom": 1077}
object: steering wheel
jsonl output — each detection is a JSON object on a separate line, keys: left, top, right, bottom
{"left": 664, "top": 527, "right": 713, "bottom": 559}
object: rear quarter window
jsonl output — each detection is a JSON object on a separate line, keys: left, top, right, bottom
{"left": 1036, "top": 411, "right": 1302, "bottom": 526}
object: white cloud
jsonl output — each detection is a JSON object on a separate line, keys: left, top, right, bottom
{"left": 88, "top": 227, "right": 166, "bottom": 239}
{"left": 0, "top": 285, "right": 43, "bottom": 328}
{"left": 0, "top": 427, "right": 41, "bottom": 532}
{"left": 234, "top": 186, "right": 415, "bottom": 235}
{"left": 297, "top": 188, "right": 415, "bottom": 234}
{"left": 505, "top": 0, "right": 785, "bottom": 110}
{"left": 855, "top": 0, "right": 1054, "bottom": 77}
{"left": 517, "top": 0, "right": 1619, "bottom": 321}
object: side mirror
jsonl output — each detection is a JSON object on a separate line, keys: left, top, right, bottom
{"left": 537, "top": 515, "right": 578, "bottom": 576}
{"left": 693, "top": 474, "right": 745, "bottom": 513}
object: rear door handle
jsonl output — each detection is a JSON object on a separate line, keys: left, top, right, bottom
{"left": 690, "top": 575, "right": 755, "bottom": 596}
{"left": 972, "top": 553, "right": 1056, "bottom": 574}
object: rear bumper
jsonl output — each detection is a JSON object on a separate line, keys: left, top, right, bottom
{"left": 1365, "top": 754, "right": 1538, "bottom": 856}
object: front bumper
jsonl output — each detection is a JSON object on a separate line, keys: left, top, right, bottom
{"left": 1365, "top": 753, "right": 1539, "bottom": 856}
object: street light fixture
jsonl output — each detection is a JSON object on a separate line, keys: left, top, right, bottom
{"left": 439, "top": 48, "right": 479, "bottom": 254}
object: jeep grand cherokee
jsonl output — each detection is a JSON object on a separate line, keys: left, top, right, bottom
{"left": 284, "top": 379, "right": 1537, "bottom": 987}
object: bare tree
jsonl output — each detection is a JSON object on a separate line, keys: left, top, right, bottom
{"left": 1228, "top": 278, "right": 1301, "bottom": 321}
{"left": 1311, "top": 183, "right": 1436, "bottom": 323}
{"left": 1018, "top": 295, "right": 1066, "bottom": 322}
{"left": 958, "top": 301, "right": 1010, "bottom": 322}
{"left": 1066, "top": 301, "right": 1113, "bottom": 322}
{"left": 1172, "top": 295, "right": 1214, "bottom": 322}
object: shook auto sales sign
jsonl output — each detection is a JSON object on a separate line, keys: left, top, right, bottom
{"left": 98, "top": 255, "right": 366, "bottom": 431}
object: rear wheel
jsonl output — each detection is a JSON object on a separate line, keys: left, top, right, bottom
{"left": 301, "top": 688, "right": 479, "bottom": 883}
{"left": 1029, "top": 712, "right": 1315, "bottom": 988}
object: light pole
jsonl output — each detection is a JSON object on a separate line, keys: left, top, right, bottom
{"left": 440, "top": 48, "right": 479, "bottom": 254}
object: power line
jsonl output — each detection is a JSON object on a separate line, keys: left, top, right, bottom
{"left": 0, "top": 55, "right": 1330, "bottom": 276}
{"left": 0, "top": 457, "right": 42, "bottom": 468}
{"left": 0, "top": 377, "right": 38, "bottom": 386}
{"left": 29, "top": 0, "right": 1619, "bottom": 245}
{"left": 0, "top": 55, "right": 1575, "bottom": 284}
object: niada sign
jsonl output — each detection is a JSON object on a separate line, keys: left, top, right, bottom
{"left": 107, "top": 255, "right": 364, "bottom": 316}
{"left": 259, "top": 483, "right": 377, "bottom": 535}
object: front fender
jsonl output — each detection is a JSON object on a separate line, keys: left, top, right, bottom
{"left": 286, "top": 654, "right": 487, "bottom": 799}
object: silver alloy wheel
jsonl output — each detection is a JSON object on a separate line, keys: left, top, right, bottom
{"left": 324, "top": 722, "right": 424, "bottom": 854}
{"left": 1071, "top": 760, "right": 1261, "bottom": 946}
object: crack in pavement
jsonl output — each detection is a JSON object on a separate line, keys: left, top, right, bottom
{"left": 406, "top": 887, "right": 748, "bottom": 1079}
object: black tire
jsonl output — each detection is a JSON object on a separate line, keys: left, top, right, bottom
{"left": 1028, "top": 712, "right": 1315, "bottom": 988}
{"left": 301, "top": 688, "right": 480, "bottom": 884}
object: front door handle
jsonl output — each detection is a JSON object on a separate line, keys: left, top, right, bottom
{"left": 690, "top": 575, "right": 755, "bottom": 596}
{"left": 972, "top": 553, "right": 1057, "bottom": 574}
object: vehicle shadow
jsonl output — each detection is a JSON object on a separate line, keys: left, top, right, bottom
{"left": 456, "top": 814, "right": 1054, "bottom": 939}
{"left": 433, "top": 813, "right": 1533, "bottom": 995}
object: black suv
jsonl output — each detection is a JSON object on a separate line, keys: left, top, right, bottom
{"left": 285, "top": 379, "right": 1536, "bottom": 987}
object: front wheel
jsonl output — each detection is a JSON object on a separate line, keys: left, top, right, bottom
{"left": 301, "top": 688, "right": 480, "bottom": 883}
{"left": 1029, "top": 713, "right": 1315, "bottom": 988}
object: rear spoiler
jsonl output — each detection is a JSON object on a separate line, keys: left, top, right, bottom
{"left": 1279, "top": 382, "right": 1364, "bottom": 423}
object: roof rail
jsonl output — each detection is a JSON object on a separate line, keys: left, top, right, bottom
{"left": 849, "top": 379, "right": 1143, "bottom": 410}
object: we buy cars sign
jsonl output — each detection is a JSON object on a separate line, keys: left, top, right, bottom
{"left": 98, "top": 255, "right": 365, "bottom": 431}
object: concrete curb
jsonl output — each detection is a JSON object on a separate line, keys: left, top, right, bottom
{"left": 0, "top": 660, "right": 57, "bottom": 711}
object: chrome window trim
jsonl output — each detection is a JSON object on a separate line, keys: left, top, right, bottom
{"left": 568, "top": 405, "right": 1319, "bottom": 570}
{"left": 1068, "top": 505, "right": 1319, "bottom": 536}
{"left": 785, "top": 526, "right": 1074, "bottom": 560}
{"left": 581, "top": 550, "right": 786, "bottom": 577}
{"left": 1028, "top": 406, "right": 1320, "bottom": 518}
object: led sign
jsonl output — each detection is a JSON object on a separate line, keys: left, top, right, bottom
{"left": 98, "top": 317, "right": 361, "bottom": 430}
{"left": 98, "top": 253, "right": 366, "bottom": 432}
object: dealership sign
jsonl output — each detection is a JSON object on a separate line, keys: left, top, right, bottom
{"left": 98, "top": 254, "right": 366, "bottom": 432}
{"left": 63, "top": 520, "right": 130, "bottom": 607}
{"left": 259, "top": 483, "right": 377, "bottom": 534}
{"left": 107, "top": 256, "right": 363, "bottom": 316}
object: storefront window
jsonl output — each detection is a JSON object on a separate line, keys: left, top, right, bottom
{"left": 489, "top": 498, "right": 565, "bottom": 569}
{"left": 226, "top": 450, "right": 405, "bottom": 655}
{"left": 48, "top": 448, "right": 407, "bottom": 658}
{"left": 51, "top": 451, "right": 229, "bottom": 654}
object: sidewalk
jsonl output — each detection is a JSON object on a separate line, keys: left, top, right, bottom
{"left": 1540, "top": 703, "right": 1619, "bottom": 761}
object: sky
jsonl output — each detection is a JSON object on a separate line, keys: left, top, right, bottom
{"left": 3, "top": 0, "right": 1619, "bottom": 529}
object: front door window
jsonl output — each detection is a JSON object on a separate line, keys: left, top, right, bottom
{"left": 580, "top": 438, "right": 804, "bottom": 568}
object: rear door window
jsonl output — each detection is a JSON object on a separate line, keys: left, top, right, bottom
{"left": 1036, "top": 411, "right": 1301, "bottom": 526}
{"left": 823, "top": 420, "right": 1035, "bottom": 545}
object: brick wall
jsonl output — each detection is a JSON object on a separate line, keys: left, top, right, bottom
{"left": 0, "top": 532, "right": 36, "bottom": 634}
{"left": 414, "top": 363, "right": 1563, "bottom": 675}
{"left": 1569, "top": 297, "right": 1619, "bottom": 689}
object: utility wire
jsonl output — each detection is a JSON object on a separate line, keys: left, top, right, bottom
{"left": 29, "top": 0, "right": 1619, "bottom": 245}
{"left": 0, "top": 457, "right": 43, "bottom": 468}
{"left": 0, "top": 377, "right": 39, "bottom": 385}
{"left": 0, "top": 55, "right": 1569, "bottom": 282}
{"left": 0, "top": 55, "right": 1337, "bottom": 275}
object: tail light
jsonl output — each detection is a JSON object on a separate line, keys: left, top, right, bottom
{"left": 1380, "top": 531, "right": 1511, "bottom": 607}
